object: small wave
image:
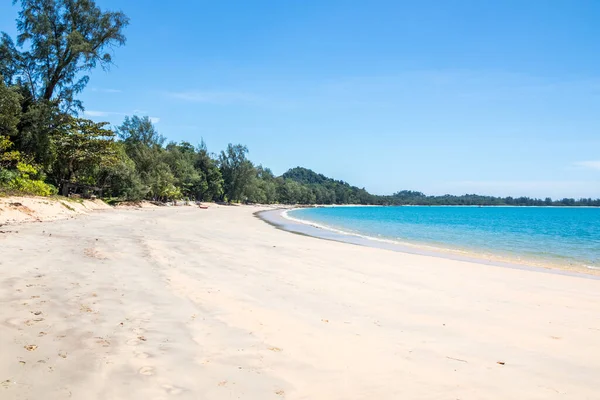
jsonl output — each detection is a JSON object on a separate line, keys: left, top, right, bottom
{"left": 282, "top": 209, "right": 470, "bottom": 254}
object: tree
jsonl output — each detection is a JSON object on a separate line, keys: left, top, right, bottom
{"left": 277, "top": 179, "right": 303, "bottom": 204}
{"left": 117, "top": 116, "right": 165, "bottom": 190}
{"left": 118, "top": 115, "right": 164, "bottom": 148}
{"left": 15, "top": 100, "right": 70, "bottom": 172}
{"left": 219, "top": 144, "right": 255, "bottom": 202}
{"left": 164, "top": 141, "right": 203, "bottom": 199}
{"left": 1, "top": 129, "right": 56, "bottom": 196}
{"left": 247, "top": 165, "right": 278, "bottom": 204}
{"left": 94, "top": 141, "right": 145, "bottom": 200}
{"left": 0, "top": 78, "right": 22, "bottom": 136}
{"left": 1, "top": 0, "right": 129, "bottom": 109}
{"left": 50, "top": 116, "right": 117, "bottom": 190}
{"left": 194, "top": 141, "right": 223, "bottom": 201}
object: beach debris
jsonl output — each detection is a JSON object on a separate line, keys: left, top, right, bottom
{"left": 24, "top": 345, "right": 37, "bottom": 351}
{"left": 19, "top": 361, "right": 26, "bottom": 365}
{"left": 275, "top": 390, "right": 285, "bottom": 396}
{"left": 79, "top": 304, "right": 93, "bottom": 313}
{"left": 58, "top": 352, "right": 67, "bottom": 359}
{"left": 321, "top": 319, "right": 329, "bottom": 323}
{"left": 32, "top": 311, "right": 42, "bottom": 316}
{"left": 497, "top": 361, "right": 505, "bottom": 365}
{"left": 138, "top": 336, "right": 147, "bottom": 341}
{"left": 446, "top": 356, "right": 467, "bottom": 363}
{"left": 268, "top": 347, "right": 282, "bottom": 352}
{"left": 218, "top": 381, "right": 228, "bottom": 387}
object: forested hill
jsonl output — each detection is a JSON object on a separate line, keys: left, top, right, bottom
{"left": 283, "top": 167, "right": 342, "bottom": 185}
{"left": 281, "top": 167, "right": 373, "bottom": 204}
{"left": 281, "top": 168, "right": 600, "bottom": 206}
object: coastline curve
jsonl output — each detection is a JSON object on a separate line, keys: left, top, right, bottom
{"left": 255, "top": 207, "right": 600, "bottom": 281}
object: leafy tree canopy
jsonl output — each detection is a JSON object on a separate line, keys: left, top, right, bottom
{"left": 1, "top": 0, "right": 128, "bottom": 109}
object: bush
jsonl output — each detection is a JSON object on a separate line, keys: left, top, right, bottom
{"left": 0, "top": 162, "right": 57, "bottom": 196}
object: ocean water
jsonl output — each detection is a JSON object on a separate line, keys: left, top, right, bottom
{"left": 287, "top": 206, "right": 600, "bottom": 269}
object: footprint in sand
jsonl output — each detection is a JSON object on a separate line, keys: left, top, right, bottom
{"left": 138, "top": 366, "right": 155, "bottom": 376}
{"left": 132, "top": 327, "right": 146, "bottom": 335}
{"left": 162, "top": 384, "right": 184, "bottom": 395}
{"left": 134, "top": 351, "right": 151, "bottom": 359}
{"left": 126, "top": 338, "right": 141, "bottom": 346}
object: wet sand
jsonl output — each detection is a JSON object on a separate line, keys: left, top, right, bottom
{"left": 1, "top": 205, "right": 599, "bottom": 399}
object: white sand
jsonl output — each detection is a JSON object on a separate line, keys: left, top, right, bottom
{"left": 0, "top": 196, "right": 111, "bottom": 225}
{"left": 1, "top": 205, "right": 599, "bottom": 399}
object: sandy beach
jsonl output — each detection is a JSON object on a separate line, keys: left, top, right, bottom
{"left": 1, "top": 205, "right": 600, "bottom": 399}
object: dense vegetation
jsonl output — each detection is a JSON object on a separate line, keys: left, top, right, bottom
{"left": 0, "top": 1, "right": 598, "bottom": 206}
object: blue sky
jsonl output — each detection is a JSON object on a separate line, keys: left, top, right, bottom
{"left": 2, "top": 0, "right": 600, "bottom": 198}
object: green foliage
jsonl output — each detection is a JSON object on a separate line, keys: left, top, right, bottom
{"left": 194, "top": 141, "right": 223, "bottom": 201}
{"left": 0, "top": 78, "right": 21, "bottom": 136}
{"left": 281, "top": 167, "right": 373, "bottom": 205}
{"left": 50, "top": 116, "right": 118, "bottom": 186}
{"left": 118, "top": 116, "right": 164, "bottom": 147}
{"left": 2, "top": 0, "right": 129, "bottom": 109}
{"left": 219, "top": 144, "right": 255, "bottom": 202}
{"left": 0, "top": 135, "right": 56, "bottom": 196}
{"left": 96, "top": 142, "right": 146, "bottom": 200}
{"left": 14, "top": 100, "right": 70, "bottom": 172}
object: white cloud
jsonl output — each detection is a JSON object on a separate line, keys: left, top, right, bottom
{"left": 149, "top": 117, "right": 160, "bottom": 124}
{"left": 168, "top": 91, "right": 259, "bottom": 104}
{"left": 92, "top": 88, "right": 122, "bottom": 93}
{"left": 574, "top": 161, "right": 600, "bottom": 171}
{"left": 83, "top": 110, "right": 113, "bottom": 117}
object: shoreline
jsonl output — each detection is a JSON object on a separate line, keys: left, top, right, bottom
{"left": 256, "top": 208, "right": 600, "bottom": 280}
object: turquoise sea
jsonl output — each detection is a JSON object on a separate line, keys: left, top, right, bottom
{"left": 287, "top": 206, "right": 600, "bottom": 270}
